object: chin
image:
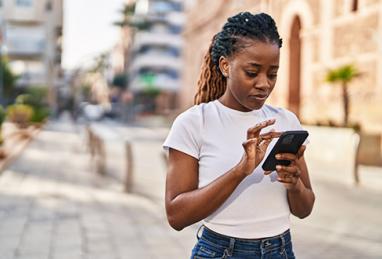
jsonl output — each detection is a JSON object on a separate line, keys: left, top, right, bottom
{"left": 246, "top": 102, "right": 264, "bottom": 111}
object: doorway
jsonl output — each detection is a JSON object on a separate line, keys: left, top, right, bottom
{"left": 288, "top": 16, "right": 302, "bottom": 117}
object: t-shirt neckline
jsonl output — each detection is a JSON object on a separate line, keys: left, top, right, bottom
{"left": 214, "top": 100, "right": 263, "bottom": 117}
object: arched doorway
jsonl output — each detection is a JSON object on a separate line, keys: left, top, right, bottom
{"left": 288, "top": 16, "right": 302, "bottom": 117}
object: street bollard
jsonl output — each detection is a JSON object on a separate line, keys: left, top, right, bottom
{"left": 95, "top": 135, "right": 106, "bottom": 175}
{"left": 86, "top": 126, "right": 106, "bottom": 176}
{"left": 353, "top": 133, "right": 361, "bottom": 185}
{"left": 124, "top": 141, "right": 134, "bottom": 193}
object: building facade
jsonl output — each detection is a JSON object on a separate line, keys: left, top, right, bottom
{"left": 127, "top": 0, "right": 184, "bottom": 113}
{"left": 181, "top": 0, "right": 382, "bottom": 132}
{"left": 0, "top": 0, "right": 63, "bottom": 105}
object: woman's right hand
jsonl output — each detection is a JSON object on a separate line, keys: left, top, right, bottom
{"left": 239, "top": 119, "right": 281, "bottom": 176}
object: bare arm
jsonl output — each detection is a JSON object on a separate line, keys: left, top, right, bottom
{"left": 286, "top": 155, "right": 315, "bottom": 218}
{"left": 165, "top": 119, "right": 281, "bottom": 231}
{"left": 165, "top": 149, "right": 247, "bottom": 231}
{"left": 269, "top": 146, "right": 315, "bottom": 218}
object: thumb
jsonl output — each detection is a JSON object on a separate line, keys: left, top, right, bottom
{"left": 297, "top": 145, "right": 306, "bottom": 159}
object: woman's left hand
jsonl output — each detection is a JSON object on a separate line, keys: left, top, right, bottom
{"left": 265, "top": 145, "right": 306, "bottom": 190}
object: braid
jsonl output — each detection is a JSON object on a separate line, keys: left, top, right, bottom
{"left": 194, "top": 36, "right": 226, "bottom": 105}
{"left": 194, "top": 12, "right": 282, "bottom": 105}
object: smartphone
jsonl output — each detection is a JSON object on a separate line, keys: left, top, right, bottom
{"left": 262, "top": 130, "right": 309, "bottom": 171}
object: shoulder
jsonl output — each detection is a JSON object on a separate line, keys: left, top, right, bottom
{"left": 262, "top": 104, "right": 300, "bottom": 125}
{"left": 262, "top": 104, "right": 295, "bottom": 118}
{"left": 173, "top": 103, "right": 205, "bottom": 125}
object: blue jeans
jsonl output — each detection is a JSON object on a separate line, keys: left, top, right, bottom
{"left": 190, "top": 226, "right": 295, "bottom": 259}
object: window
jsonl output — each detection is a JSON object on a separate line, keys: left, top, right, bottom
{"left": 16, "top": 0, "right": 33, "bottom": 7}
{"left": 351, "top": 0, "right": 358, "bottom": 12}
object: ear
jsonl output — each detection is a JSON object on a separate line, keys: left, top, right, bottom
{"left": 218, "top": 56, "right": 230, "bottom": 78}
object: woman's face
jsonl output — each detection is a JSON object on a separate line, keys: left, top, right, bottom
{"left": 219, "top": 39, "right": 280, "bottom": 111}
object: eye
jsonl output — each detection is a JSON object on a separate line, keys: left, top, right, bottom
{"left": 245, "top": 71, "right": 258, "bottom": 78}
{"left": 268, "top": 74, "right": 278, "bottom": 80}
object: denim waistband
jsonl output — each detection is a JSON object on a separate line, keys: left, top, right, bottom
{"left": 198, "top": 226, "right": 291, "bottom": 254}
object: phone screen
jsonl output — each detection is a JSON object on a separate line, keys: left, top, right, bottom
{"left": 261, "top": 130, "right": 308, "bottom": 171}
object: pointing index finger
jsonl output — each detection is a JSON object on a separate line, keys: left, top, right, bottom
{"left": 247, "top": 119, "right": 276, "bottom": 139}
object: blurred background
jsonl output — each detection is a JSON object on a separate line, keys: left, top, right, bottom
{"left": 0, "top": 0, "right": 381, "bottom": 258}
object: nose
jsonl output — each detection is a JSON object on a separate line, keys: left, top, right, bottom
{"left": 254, "top": 73, "right": 270, "bottom": 90}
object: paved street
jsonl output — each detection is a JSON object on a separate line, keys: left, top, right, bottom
{"left": 0, "top": 118, "right": 381, "bottom": 259}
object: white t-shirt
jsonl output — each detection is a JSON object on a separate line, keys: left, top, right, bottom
{"left": 163, "top": 100, "right": 306, "bottom": 238}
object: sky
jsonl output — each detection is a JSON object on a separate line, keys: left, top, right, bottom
{"left": 62, "top": 0, "right": 125, "bottom": 70}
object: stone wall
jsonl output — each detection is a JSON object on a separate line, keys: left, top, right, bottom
{"left": 180, "top": 0, "right": 382, "bottom": 132}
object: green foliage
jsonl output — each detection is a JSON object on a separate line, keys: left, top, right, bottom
{"left": 325, "top": 64, "right": 360, "bottom": 84}
{"left": 143, "top": 84, "right": 160, "bottom": 97}
{"left": 0, "top": 57, "right": 18, "bottom": 98}
{"left": 325, "top": 64, "right": 361, "bottom": 126}
{"left": 81, "top": 83, "right": 91, "bottom": 99}
{"left": 15, "top": 86, "right": 50, "bottom": 123}
{"left": 0, "top": 105, "right": 5, "bottom": 146}
{"left": 112, "top": 73, "right": 128, "bottom": 88}
{"left": 140, "top": 73, "right": 160, "bottom": 97}
{"left": 113, "top": 2, "right": 151, "bottom": 30}
{"left": 6, "top": 104, "right": 34, "bottom": 128}
{"left": 0, "top": 105, "right": 6, "bottom": 125}
{"left": 30, "top": 107, "right": 50, "bottom": 123}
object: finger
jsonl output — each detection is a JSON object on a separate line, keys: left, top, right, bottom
{"left": 297, "top": 145, "right": 306, "bottom": 159}
{"left": 276, "top": 165, "right": 296, "bottom": 174}
{"left": 259, "top": 131, "right": 282, "bottom": 140}
{"left": 258, "top": 138, "right": 272, "bottom": 153}
{"left": 264, "top": 171, "right": 272, "bottom": 175}
{"left": 276, "top": 165, "right": 301, "bottom": 177}
{"left": 275, "top": 153, "right": 298, "bottom": 161}
{"left": 277, "top": 177, "right": 297, "bottom": 184}
{"left": 247, "top": 119, "right": 276, "bottom": 139}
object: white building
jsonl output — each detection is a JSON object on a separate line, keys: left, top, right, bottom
{"left": 127, "top": 0, "right": 184, "bottom": 113}
{"left": 0, "top": 0, "right": 63, "bottom": 96}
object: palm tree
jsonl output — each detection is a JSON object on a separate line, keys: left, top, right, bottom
{"left": 114, "top": 2, "right": 151, "bottom": 30}
{"left": 325, "top": 64, "right": 360, "bottom": 126}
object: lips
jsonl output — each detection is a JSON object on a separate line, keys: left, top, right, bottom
{"left": 249, "top": 94, "right": 268, "bottom": 100}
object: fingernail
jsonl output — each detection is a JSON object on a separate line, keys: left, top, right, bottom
{"left": 276, "top": 165, "right": 282, "bottom": 170}
{"left": 275, "top": 154, "right": 281, "bottom": 159}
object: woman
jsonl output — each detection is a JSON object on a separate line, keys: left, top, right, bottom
{"left": 163, "top": 12, "right": 315, "bottom": 259}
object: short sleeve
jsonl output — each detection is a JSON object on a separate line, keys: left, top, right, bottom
{"left": 163, "top": 107, "right": 202, "bottom": 159}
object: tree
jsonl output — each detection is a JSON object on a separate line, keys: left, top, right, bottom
{"left": 325, "top": 64, "right": 360, "bottom": 126}
{"left": 113, "top": 2, "right": 151, "bottom": 30}
{"left": 0, "top": 57, "right": 17, "bottom": 100}
{"left": 112, "top": 73, "right": 128, "bottom": 89}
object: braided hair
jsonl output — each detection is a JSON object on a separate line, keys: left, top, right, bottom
{"left": 194, "top": 12, "right": 283, "bottom": 104}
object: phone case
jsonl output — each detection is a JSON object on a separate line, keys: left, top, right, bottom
{"left": 261, "top": 130, "right": 309, "bottom": 171}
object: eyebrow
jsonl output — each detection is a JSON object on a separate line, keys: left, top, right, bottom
{"left": 247, "top": 63, "right": 279, "bottom": 69}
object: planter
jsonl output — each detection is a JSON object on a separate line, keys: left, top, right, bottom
{"left": 303, "top": 125, "right": 360, "bottom": 186}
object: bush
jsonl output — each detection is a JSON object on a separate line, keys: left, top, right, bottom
{"left": 0, "top": 105, "right": 6, "bottom": 146}
{"left": 7, "top": 104, "right": 34, "bottom": 128}
{"left": 0, "top": 105, "right": 6, "bottom": 126}
{"left": 14, "top": 87, "right": 50, "bottom": 123}
{"left": 31, "top": 107, "right": 50, "bottom": 123}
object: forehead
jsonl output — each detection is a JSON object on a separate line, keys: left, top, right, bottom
{"left": 231, "top": 38, "right": 280, "bottom": 66}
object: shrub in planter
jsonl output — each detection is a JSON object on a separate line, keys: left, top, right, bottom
{"left": 0, "top": 105, "right": 6, "bottom": 145}
{"left": 15, "top": 89, "right": 50, "bottom": 124}
{"left": 31, "top": 107, "right": 50, "bottom": 123}
{"left": 6, "top": 104, "right": 34, "bottom": 129}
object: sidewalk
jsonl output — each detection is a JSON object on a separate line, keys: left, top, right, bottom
{"left": 0, "top": 118, "right": 381, "bottom": 259}
{"left": 0, "top": 120, "right": 196, "bottom": 259}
